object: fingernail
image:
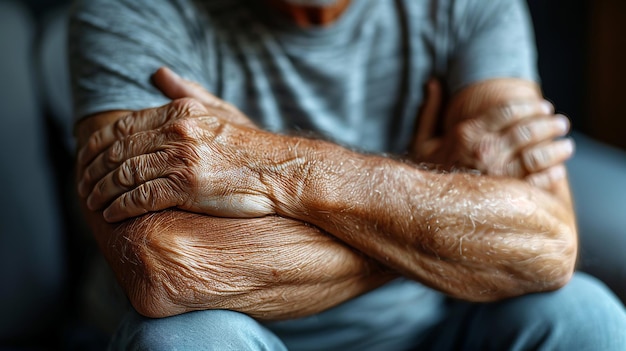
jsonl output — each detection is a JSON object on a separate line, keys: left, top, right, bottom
{"left": 556, "top": 115, "right": 570, "bottom": 134}
{"left": 561, "top": 138, "right": 575, "bottom": 154}
{"left": 541, "top": 100, "right": 554, "bottom": 114}
{"left": 549, "top": 166, "right": 566, "bottom": 181}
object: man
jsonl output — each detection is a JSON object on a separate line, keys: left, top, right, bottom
{"left": 70, "top": 0, "right": 626, "bottom": 349}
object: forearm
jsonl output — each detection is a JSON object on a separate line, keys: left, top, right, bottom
{"left": 270, "top": 137, "right": 577, "bottom": 301}
{"left": 76, "top": 112, "right": 392, "bottom": 320}
{"left": 92, "top": 209, "right": 391, "bottom": 320}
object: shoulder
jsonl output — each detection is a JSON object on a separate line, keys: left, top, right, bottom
{"left": 447, "top": 0, "right": 532, "bottom": 35}
{"left": 69, "top": 0, "right": 214, "bottom": 57}
{"left": 395, "top": 0, "right": 532, "bottom": 45}
{"left": 440, "top": 0, "right": 539, "bottom": 93}
{"left": 70, "top": 0, "right": 205, "bottom": 34}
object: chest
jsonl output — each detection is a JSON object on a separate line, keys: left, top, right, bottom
{"left": 199, "top": 2, "right": 437, "bottom": 152}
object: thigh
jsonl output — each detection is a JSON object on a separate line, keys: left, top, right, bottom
{"left": 417, "top": 272, "right": 626, "bottom": 351}
{"left": 567, "top": 132, "right": 626, "bottom": 303}
{"left": 264, "top": 279, "right": 449, "bottom": 351}
{"left": 109, "top": 309, "right": 287, "bottom": 351}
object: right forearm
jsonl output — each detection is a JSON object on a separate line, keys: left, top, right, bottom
{"left": 76, "top": 110, "right": 393, "bottom": 321}
{"left": 92, "top": 209, "right": 393, "bottom": 320}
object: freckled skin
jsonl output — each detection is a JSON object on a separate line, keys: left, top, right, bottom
{"left": 75, "top": 67, "right": 577, "bottom": 318}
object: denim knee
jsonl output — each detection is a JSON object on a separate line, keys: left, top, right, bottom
{"left": 471, "top": 272, "right": 626, "bottom": 350}
{"left": 109, "top": 309, "right": 287, "bottom": 351}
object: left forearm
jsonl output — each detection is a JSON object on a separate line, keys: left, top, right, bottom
{"left": 267, "top": 136, "right": 577, "bottom": 301}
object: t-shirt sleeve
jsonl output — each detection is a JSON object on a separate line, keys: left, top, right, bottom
{"left": 445, "top": 0, "right": 540, "bottom": 93}
{"left": 69, "top": 0, "right": 212, "bottom": 120}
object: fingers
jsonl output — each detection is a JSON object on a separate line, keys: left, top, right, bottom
{"left": 152, "top": 66, "right": 256, "bottom": 128}
{"left": 458, "top": 101, "right": 572, "bottom": 177}
{"left": 78, "top": 129, "right": 169, "bottom": 198}
{"left": 85, "top": 151, "right": 172, "bottom": 211}
{"left": 506, "top": 114, "right": 570, "bottom": 150}
{"left": 153, "top": 67, "right": 220, "bottom": 106}
{"left": 456, "top": 101, "right": 557, "bottom": 167}
{"left": 526, "top": 164, "right": 568, "bottom": 189}
{"left": 77, "top": 99, "right": 207, "bottom": 167}
{"left": 481, "top": 100, "right": 554, "bottom": 132}
{"left": 521, "top": 138, "right": 575, "bottom": 174}
{"left": 496, "top": 138, "right": 574, "bottom": 179}
{"left": 103, "top": 178, "right": 182, "bottom": 223}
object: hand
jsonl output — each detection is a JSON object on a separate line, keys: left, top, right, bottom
{"left": 78, "top": 67, "right": 276, "bottom": 221}
{"left": 411, "top": 79, "right": 575, "bottom": 189}
{"left": 152, "top": 66, "right": 257, "bottom": 129}
{"left": 77, "top": 66, "right": 256, "bottom": 175}
{"left": 77, "top": 98, "right": 279, "bottom": 222}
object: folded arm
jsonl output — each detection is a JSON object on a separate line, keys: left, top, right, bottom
{"left": 77, "top": 75, "right": 577, "bottom": 319}
{"left": 80, "top": 81, "right": 577, "bottom": 306}
{"left": 75, "top": 111, "right": 394, "bottom": 320}
{"left": 274, "top": 137, "right": 576, "bottom": 301}
{"left": 271, "top": 78, "right": 577, "bottom": 301}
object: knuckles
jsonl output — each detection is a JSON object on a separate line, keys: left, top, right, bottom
{"left": 168, "top": 97, "right": 208, "bottom": 118}
{"left": 84, "top": 130, "right": 103, "bottom": 164}
{"left": 113, "top": 114, "right": 135, "bottom": 139}
{"left": 511, "top": 124, "right": 532, "bottom": 145}
{"left": 117, "top": 159, "right": 139, "bottom": 188}
{"left": 496, "top": 104, "right": 516, "bottom": 123}
{"left": 106, "top": 140, "right": 125, "bottom": 165}
{"left": 129, "top": 183, "right": 154, "bottom": 210}
{"left": 167, "top": 117, "right": 201, "bottom": 140}
{"left": 522, "top": 148, "right": 544, "bottom": 172}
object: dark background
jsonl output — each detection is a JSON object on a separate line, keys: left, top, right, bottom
{"left": 528, "top": 0, "right": 626, "bottom": 150}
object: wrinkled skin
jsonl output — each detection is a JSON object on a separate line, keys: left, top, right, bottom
{"left": 412, "top": 80, "right": 574, "bottom": 189}
{"left": 78, "top": 68, "right": 286, "bottom": 221}
{"left": 79, "top": 100, "right": 279, "bottom": 222}
{"left": 78, "top": 69, "right": 574, "bottom": 223}
{"left": 75, "top": 67, "right": 577, "bottom": 317}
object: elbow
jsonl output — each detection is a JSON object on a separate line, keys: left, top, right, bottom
{"left": 528, "top": 225, "right": 578, "bottom": 293}
{"left": 128, "top": 285, "right": 184, "bottom": 319}
{"left": 499, "top": 223, "right": 578, "bottom": 300}
{"left": 117, "top": 240, "right": 190, "bottom": 319}
{"left": 109, "top": 213, "right": 202, "bottom": 319}
{"left": 466, "top": 225, "right": 577, "bottom": 303}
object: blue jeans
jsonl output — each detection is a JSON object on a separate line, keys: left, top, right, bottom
{"left": 109, "top": 273, "right": 626, "bottom": 350}
{"left": 568, "top": 132, "right": 626, "bottom": 303}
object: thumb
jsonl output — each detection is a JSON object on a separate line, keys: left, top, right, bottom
{"left": 410, "top": 78, "right": 443, "bottom": 160}
{"left": 152, "top": 67, "right": 256, "bottom": 128}
{"left": 152, "top": 67, "right": 230, "bottom": 111}
{"left": 152, "top": 67, "right": 197, "bottom": 99}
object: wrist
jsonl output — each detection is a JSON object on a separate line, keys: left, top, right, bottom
{"left": 265, "top": 136, "right": 337, "bottom": 221}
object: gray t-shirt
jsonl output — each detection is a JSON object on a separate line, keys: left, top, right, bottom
{"left": 70, "top": 0, "right": 539, "bottom": 349}
{"left": 70, "top": 0, "right": 538, "bottom": 154}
